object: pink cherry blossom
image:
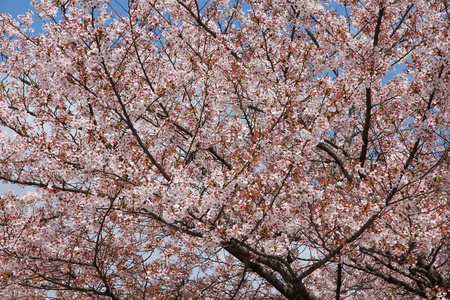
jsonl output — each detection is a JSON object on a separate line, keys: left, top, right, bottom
{"left": 0, "top": 0, "right": 448, "bottom": 299}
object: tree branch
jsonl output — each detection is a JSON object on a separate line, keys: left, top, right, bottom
{"left": 373, "top": 7, "right": 385, "bottom": 47}
{"left": 317, "top": 142, "right": 353, "bottom": 182}
{"left": 335, "top": 263, "right": 342, "bottom": 300}
{"left": 223, "top": 240, "right": 320, "bottom": 300}
{"left": 359, "top": 88, "right": 372, "bottom": 167}
{"left": 100, "top": 61, "right": 172, "bottom": 182}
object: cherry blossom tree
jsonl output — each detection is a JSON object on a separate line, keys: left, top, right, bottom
{"left": 0, "top": 0, "right": 449, "bottom": 298}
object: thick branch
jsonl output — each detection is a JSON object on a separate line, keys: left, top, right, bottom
{"left": 373, "top": 7, "right": 385, "bottom": 47}
{"left": 223, "top": 241, "right": 320, "bottom": 300}
{"left": 305, "top": 29, "right": 320, "bottom": 48}
{"left": 207, "top": 147, "right": 232, "bottom": 170}
{"left": 415, "top": 255, "right": 446, "bottom": 288}
{"left": 359, "top": 88, "right": 372, "bottom": 167}
{"left": 317, "top": 142, "right": 353, "bottom": 182}
{"left": 335, "top": 263, "right": 342, "bottom": 300}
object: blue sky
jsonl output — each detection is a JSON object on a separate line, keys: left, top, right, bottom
{"left": 0, "top": 0, "right": 34, "bottom": 17}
